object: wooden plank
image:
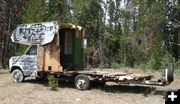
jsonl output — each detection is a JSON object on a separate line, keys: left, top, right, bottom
{"left": 37, "top": 34, "right": 63, "bottom": 72}
{"left": 129, "top": 73, "right": 153, "bottom": 80}
{"left": 37, "top": 46, "right": 45, "bottom": 71}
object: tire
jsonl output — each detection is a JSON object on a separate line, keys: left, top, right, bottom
{"left": 75, "top": 74, "right": 90, "bottom": 90}
{"left": 167, "top": 63, "right": 174, "bottom": 82}
{"left": 11, "top": 69, "right": 24, "bottom": 83}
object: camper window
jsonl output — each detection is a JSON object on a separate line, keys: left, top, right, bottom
{"left": 65, "top": 31, "right": 72, "bottom": 55}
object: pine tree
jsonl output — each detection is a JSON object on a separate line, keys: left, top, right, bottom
{"left": 47, "top": 0, "right": 72, "bottom": 22}
{"left": 0, "top": 0, "right": 26, "bottom": 67}
{"left": 22, "top": 0, "right": 46, "bottom": 23}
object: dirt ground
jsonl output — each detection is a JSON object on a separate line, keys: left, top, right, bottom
{"left": 0, "top": 69, "right": 179, "bottom": 104}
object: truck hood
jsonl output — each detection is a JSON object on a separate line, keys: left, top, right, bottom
{"left": 11, "top": 21, "right": 59, "bottom": 45}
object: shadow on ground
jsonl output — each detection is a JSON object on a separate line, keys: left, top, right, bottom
{"left": 103, "top": 85, "right": 164, "bottom": 96}
{"left": 24, "top": 78, "right": 75, "bottom": 89}
{"left": 24, "top": 78, "right": 49, "bottom": 86}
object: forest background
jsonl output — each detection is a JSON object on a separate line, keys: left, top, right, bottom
{"left": 0, "top": 0, "right": 179, "bottom": 71}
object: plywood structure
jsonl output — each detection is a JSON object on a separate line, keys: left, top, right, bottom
{"left": 37, "top": 26, "right": 84, "bottom": 72}
{"left": 37, "top": 34, "right": 63, "bottom": 72}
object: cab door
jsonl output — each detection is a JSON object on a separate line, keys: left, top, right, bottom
{"left": 21, "top": 45, "right": 37, "bottom": 76}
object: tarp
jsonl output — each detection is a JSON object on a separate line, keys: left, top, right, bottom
{"left": 11, "top": 21, "right": 59, "bottom": 45}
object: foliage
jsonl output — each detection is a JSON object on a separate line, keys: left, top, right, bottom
{"left": 0, "top": 0, "right": 27, "bottom": 67}
{"left": 0, "top": 0, "right": 179, "bottom": 70}
{"left": 47, "top": 75, "right": 58, "bottom": 91}
{"left": 15, "top": 44, "right": 29, "bottom": 56}
{"left": 111, "top": 61, "right": 122, "bottom": 69}
{"left": 22, "top": 0, "right": 46, "bottom": 23}
{"left": 84, "top": 46, "right": 95, "bottom": 55}
{"left": 47, "top": 0, "right": 72, "bottom": 22}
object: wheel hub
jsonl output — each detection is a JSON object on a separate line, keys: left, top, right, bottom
{"left": 15, "top": 73, "right": 20, "bottom": 80}
{"left": 77, "top": 79, "right": 86, "bottom": 89}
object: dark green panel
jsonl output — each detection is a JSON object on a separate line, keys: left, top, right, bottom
{"left": 73, "top": 36, "right": 83, "bottom": 69}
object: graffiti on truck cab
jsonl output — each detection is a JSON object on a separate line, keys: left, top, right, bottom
{"left": 11, "top": 55, "right": 37, "bottom": 76}
{"left": 11, "top": 21, "right": 58, "bottom": 45}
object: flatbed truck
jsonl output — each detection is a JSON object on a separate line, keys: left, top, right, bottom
{"left": 9, "top": 21, "right": 174, "bottom": 90}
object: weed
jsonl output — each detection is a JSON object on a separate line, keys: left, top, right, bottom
{"left": 47, "top": 75, "right": 58, "bottom": 91}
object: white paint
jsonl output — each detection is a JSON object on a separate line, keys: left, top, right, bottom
{"left": 118, "top": 76, "right": 133, "bottom": 81}
{"left": 145, "top": 81, "right": 150, "bottom": 84}
{"left": 165, "top": 68, "right": 168, "bottom": 81}
{"left": 83, "top": 39, "right": 87, "bottom": 49}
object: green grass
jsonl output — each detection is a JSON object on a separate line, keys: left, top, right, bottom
{"left": 174, "top": 69, "right": 180, "bottom": 77}
{"left": 0, "top": 69, "right": 9, "bottom": 74}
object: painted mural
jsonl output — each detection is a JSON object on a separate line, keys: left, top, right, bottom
{"left": 11, "top": 21, "right": 59, "bottom": 45}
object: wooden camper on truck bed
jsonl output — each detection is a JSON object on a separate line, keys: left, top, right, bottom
{"left": 9, "top": 21, "right": 174, "bottom": 90}
{"left": 36, "top": 22, "right": 84, "bottom": 72}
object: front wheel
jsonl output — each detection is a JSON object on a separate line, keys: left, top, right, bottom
{"left": 75, "top": 74, "right": 90, "bottom": 90}
{"left": 11, "top": 69, "right": 24, "bottom": 83}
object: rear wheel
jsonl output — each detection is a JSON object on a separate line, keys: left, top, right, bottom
{"left": 75, "top": 74, "right": 90, "bottom": 90}
{"left": 11, "top": 69, "right": 24, "bottom": 83}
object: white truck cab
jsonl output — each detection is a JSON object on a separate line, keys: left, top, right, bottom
{"left": 9, "top": 45, "right": 38, "bottom": 82}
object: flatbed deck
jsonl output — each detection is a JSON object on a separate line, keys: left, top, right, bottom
{"left": 38, "top": 68, "right": 169, "bottom": 87}
{"left": 53, "top": 69, "right": 167, "bottom": 86}
{"left": 64, "top": 69, "right": 153, "bottom": 81}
